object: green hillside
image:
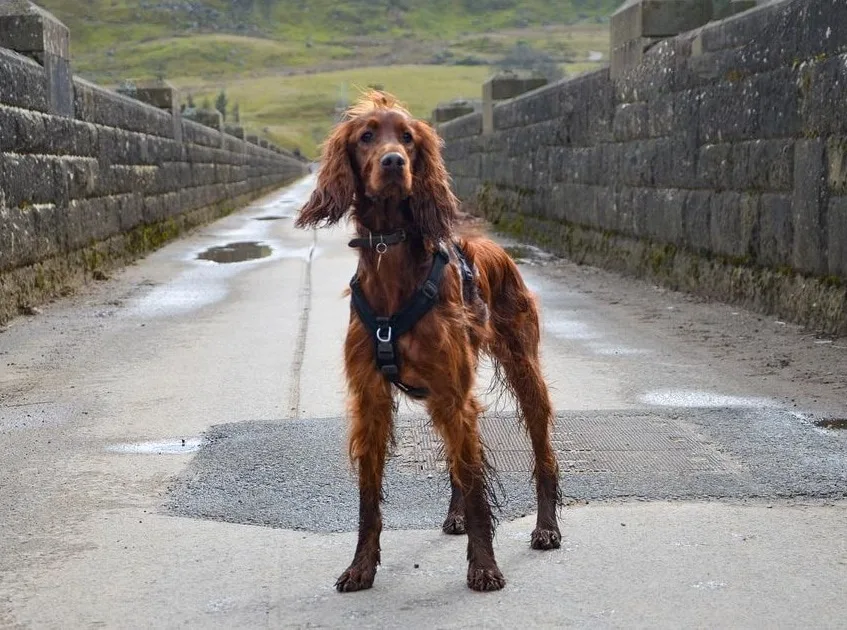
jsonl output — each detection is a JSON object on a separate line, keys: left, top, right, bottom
{"left": 35, "top": 0, "right": 616, "bottom": 157}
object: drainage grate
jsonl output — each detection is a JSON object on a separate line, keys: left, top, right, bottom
{"left": 393, "top": 412, "right": 730, "bottom": 474}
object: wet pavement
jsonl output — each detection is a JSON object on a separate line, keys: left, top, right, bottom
{"left": 1, "top": 175, "right": 846, "bottom": 629}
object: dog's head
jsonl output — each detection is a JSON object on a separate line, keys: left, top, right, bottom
{"left": 294, "top": 90, "right": 458, "bottom": 241}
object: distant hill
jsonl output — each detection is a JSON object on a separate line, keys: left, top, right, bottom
{"left": 32, "top": 0, "right": 615, "bottom": 157}
{"left": 37, "top": 0, "right": 615, "bottom": 77}
{"left": 40, "top": 1, "right": 615, "bottom": 46}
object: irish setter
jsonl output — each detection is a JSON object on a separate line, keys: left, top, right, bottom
{"left": 294, "top": 91, "right": 561, "bottom": 592}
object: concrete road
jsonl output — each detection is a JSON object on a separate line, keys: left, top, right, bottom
{"left": 1, "top": 176, "right": 846, "bottom": 629}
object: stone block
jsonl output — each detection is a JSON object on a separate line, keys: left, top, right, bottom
{"left": 246, "top": 134, "right": 260, "bottom": 145}
{"left": 117, "top": 193, "right": 144, "bottom": 231}
{"left": 0, "top": 153, "right": 62, "bottom": 208}
{"left": 682, "top": 189, "right": 712, "bottom": 253}
{"left": 65, "top": 197, "right": 122, "bottom": 250}
{"left": 74, "top": 78, "right": 173, "bottom": 138}
{"left": 730, "top": 139, "right": 794, "bottom": 192}
{"left": 698, "top": 79, "right": 760, "bottom": 144}
{"left": 710, "top": 191, "right": 758, "bottom": 259}
{"left": 827, "top": 137, "right": 847, "bottom": 196}
{"left": 62, "top": 157, "right": 100, "bottom": 200}
{"left": 827, "top": 196, "right": 847, "bottom": 277}
{"left": 433, "top": 100, "right": 477, "bottom": 124}
{"left": 652, "top": 135, "right": 697, "bottom": 188}
{"left": 757, "top": 193, "right": 793, "bottom": 268}
{"left": 0, "top": 1, "right": 69, "bottom": 60}
{"left": 483, "top": 72, "right": 548, "bottom": 134}
{"left": 133, "top": 80, "right": 179, "bottom": 110}
{"left": 191, "top": 108, "right": 222, "bottom": 131}
{"left": 697, "top": 143, "right": 731, "bottom": 190}
{"left": 792, "top": 139, "right": 827, "bottom": 274}
{"left": 613, "top": 102, "right": 649, "bottom": 141}
{"left": 224, "top": 124, "right": 245, "bottom": 141}
{"left": 133, "top": 80, "right": 182, "bottom": 143}
{"left": 639, "top": 187, "right": 685, "bottom": 243}
{"left": 799, "top": 53, "right": 847, "bottom": 138}
{"left": 0, "top": 1, "right": 72, "bottom": 116}
{"left": 610, "top": 0, "right": 712, "bottom": 78}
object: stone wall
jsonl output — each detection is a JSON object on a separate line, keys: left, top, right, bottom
{"left": 0, "top": 3, "right": 308, "bottom": 324}
{"left": 440, "top": 0, "right": 847, "bottom": 336}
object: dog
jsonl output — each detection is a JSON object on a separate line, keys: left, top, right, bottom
{"left": 294, "top": 91, "right": 561, "bottom": 592}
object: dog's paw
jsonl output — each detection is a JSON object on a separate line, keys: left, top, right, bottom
{"left": 441, "top": 513, "right": 466, "bottom": 535}
{"left": 530, "top": 526, "right": 561, "bottom": 550}
{"left": 335, "top": 565, "right": 376, "bottom": 592}
{"left": 467, "top": 564, "right": 506, "bottom": 592}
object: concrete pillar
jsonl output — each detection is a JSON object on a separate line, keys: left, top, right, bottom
{"left": 610, "top": 0, "right": 713, "bottom": 78}
{"left": 482, "top": 73, "right": 548, "bottom": 134}
{"left": 133, "top": 79, "right": 182, "bottom": 143}
{"left": 0, "top": 0, "right": 73, "bottom": 116}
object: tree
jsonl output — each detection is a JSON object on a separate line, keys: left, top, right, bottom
{"left": 187, "top": 93, "right": 195, "bottom": 108}
{"left": 215, "top": 89, "right": 228, "bottom": 121}
{"left": 232, "top": 102, "right": 240, "bottom": 123}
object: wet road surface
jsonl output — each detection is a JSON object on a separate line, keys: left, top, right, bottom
{"left": 1, "top": 175, "right": 846, "bottom": 629}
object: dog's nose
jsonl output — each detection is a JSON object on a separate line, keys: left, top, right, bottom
{"left": 380, "top": 152, "right": 406, "bottom": 170}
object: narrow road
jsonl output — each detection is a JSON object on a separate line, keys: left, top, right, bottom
{"left": 1, "top": 176, "right": 846, "bottom": 629}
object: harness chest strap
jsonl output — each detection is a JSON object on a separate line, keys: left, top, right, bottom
{"left": 349, "top": 244, "right": 451, "bottom": 399}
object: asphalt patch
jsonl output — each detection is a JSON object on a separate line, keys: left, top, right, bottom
{"left": 164, "top": 408, "right": 847, "bottom": 533}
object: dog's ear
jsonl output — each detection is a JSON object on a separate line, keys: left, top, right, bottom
{"left": 295, "top": 122, "right": 356, "bottom": 229}
{"left": 409, "top": 119, "right": 459, "bottom": 242}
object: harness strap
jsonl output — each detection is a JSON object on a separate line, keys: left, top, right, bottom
{"left": 349, "top": 243, "right": 450, "bottom": 399}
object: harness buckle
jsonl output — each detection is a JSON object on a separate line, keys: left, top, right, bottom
{"left": 376, "top": 325, "right": 393, "bottom": 343}
{"left": 422, "top": 281, "right": 438, "bottom": 299}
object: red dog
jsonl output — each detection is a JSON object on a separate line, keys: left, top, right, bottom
{"left": 295, "top": 91, "right": 560, "bottom": 592}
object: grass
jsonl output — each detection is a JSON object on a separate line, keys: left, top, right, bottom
{"left": 173, "top": 64, "right": 496, "bottom": 158}
{"left": 72, "top": 34, "right": 359, "bottom": 82}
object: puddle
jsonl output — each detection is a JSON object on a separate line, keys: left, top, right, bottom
{"left": 107, "top": 438, "right": 203, "bottom": 454}
{"left": 639, "top": 390, "right": 779, "bottom": 409}
{"left": 813, "top": 418, "right": 847, "bottom": 430}
{"left": 253, "top": 215, "right": 287, "bottom": 221}
{"left": 197, "top": 241, "right": 272, "bottom": 264}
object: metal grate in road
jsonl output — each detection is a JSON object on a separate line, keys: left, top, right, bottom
{"left": 393, "top": 412, "right": 731, "bottom": 474}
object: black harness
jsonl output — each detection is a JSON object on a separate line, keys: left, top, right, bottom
{"left": 348, "top": 230, "right": 474, "bottom": 399}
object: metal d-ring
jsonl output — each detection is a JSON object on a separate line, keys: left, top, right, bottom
{"left": 376, "top": 326, "right": 392, "bottom": 342}
{"left": 375, "top": 242, "right": 388, "bottom": 255}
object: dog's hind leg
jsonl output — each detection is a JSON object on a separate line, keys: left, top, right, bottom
{"left": 429, "top": 393, "right": 505, "bottom": 591}
{"left": 335, "top": 373, "right": 394, "bottom": 592}
{"left": 490, "top": 299, "right": 562, "bottom": 550}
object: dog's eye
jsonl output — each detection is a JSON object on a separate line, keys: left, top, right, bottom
{"left": 360, "top": 131, "right": 374, "bottom": 143}
{"left": 402, "top": 131, "right": 413, "bottom": 144}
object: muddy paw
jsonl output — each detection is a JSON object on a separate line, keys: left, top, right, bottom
{"left": 335, "top": 565, "right": 376, "bottom": 592}
{"left": 442, "top": 513, "right": 466, "bottom": 535}
{"left": 467, "top": 565, "right": 506, "bottom": 591}
{"left": 530, "top": 527, "right": 561, "bottom": 550}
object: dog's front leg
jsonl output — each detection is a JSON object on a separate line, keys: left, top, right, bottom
{"left": 335, "top": 375, "right": 394, "bottom": 593}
